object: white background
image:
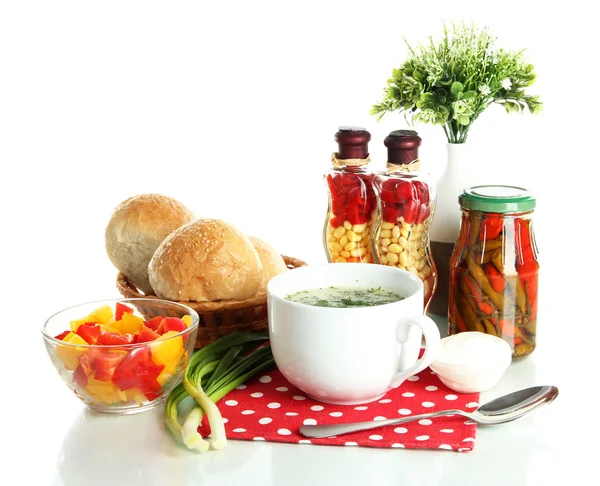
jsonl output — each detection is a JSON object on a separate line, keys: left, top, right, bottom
{"left": 1, "top": 1, "right": 597, "bottom": 485}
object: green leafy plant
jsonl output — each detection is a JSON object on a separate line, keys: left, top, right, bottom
{"left": 371, "top": 23, "right": 542, "bottom": 143}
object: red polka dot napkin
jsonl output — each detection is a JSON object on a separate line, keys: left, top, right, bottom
{"left": 199, "top": 367, "right": 479, "bottom": 452}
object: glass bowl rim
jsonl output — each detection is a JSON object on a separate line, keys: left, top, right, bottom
{"left": 41, "top": 297, "right": 199, "bottom": 348}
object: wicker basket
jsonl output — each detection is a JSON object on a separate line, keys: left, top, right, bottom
{"left": 115, "top": 255, "right": 307, "bottom": 348}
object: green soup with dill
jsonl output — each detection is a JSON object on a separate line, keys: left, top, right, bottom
{"left": 285, "top": 287, "right": 403, "bottom": 308}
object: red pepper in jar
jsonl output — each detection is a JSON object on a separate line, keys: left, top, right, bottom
{"left": 382, "top": 205, "right": 403, "bottom": 223}
{"left": 380, "top": 188, "right": 399, "bottom": 204}
{"left": 480, "top": 215, "right": 503, "bottom": 241}
{"left": 484, "top": 263, "right": 506, "bottom": 292}
{"left": 413, "top": 181, "right": 430, "bottom": 205}
{"left": 323, "top": 127, "right": 376, "bottom": 264}
{"left": 396, "top": 180, "right": 414, "bottom": 202}
{"left": 401, "top": 199, "right": 419, "bottom": 224}
{"left": 372, "top": 130, "right": 437, "bottom": 312}
{"left": 515, "top": 218, "right": 536, "bottom": 264}
{"left": 449, "top": 185, "right": 539, "bottom": 361}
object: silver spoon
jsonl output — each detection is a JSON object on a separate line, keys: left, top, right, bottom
{"left": 299, "top": 385, "right": 558, "bottom": 439}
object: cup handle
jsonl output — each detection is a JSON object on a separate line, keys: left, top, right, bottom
{"left": 390, "top": 315, "right": 441, "bottom": 389}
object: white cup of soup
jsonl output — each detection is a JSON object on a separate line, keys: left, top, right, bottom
{"left": 267, "top": 263, "right": 441, "bottom": 405}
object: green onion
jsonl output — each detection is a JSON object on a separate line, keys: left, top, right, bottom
{"left": 164, "top": 332, "right": 274, "bottom": 451}
{"left": 181, "top": 406, "right": 209, "bottom": 451}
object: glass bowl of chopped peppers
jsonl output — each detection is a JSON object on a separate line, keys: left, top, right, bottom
{"left": 42, "top": 298, "right": 199, "bottom": 414}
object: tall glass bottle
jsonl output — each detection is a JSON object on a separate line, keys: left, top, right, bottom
{"left": 372, "top": 130, "right": 437, "bottom": 312}
{"left": 323, "top": 127, "right": 377, "bottom": 263}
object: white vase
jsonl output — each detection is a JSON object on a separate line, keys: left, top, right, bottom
{"left": 428, "top": 143, "right": 488, "bottom": 316}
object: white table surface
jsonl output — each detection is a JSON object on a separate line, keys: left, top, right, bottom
{"left": 2, "top": 2, "right": 598, "bottom": 483}
{"left": 12, "top": 303, "right": 595, "bottom": 486}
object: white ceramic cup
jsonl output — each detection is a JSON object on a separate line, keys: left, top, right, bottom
{"left": 267, "top": 263, "right": 441, "bottom": 405}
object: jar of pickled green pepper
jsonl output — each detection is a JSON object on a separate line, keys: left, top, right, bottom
{"left": 448, "top": 185, "right": 539, "bottom": 360}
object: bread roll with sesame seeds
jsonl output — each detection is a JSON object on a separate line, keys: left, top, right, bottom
{"left": 248, "top": 236, "right": 288, "bottom": 294}
{"left": 105, "top": 194, "right": 195, "bottom": 295}
{"left": 148, "top": 218, "right": 263, "bottom": 302}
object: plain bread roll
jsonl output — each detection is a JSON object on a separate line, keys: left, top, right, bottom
{"left": 148, "top": 218, "right": 263, "bottom": 302}
{"left": 248, "top": 236, "right": 287, "bottom": 293}
{"left": 105, "top": 194, "right": 195, "bottom": 295}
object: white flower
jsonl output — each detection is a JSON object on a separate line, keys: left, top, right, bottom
{"left": 452, "top": 100, "right": 475, "bottom": 120}
{"left": 501, "top": 78, "right": 512, "bottom": 90}
{"left": 417, "top": 109, "right": 438, "bottom": 123}
{"left": 479, "top": 84, "right": 491, "bottom": 96}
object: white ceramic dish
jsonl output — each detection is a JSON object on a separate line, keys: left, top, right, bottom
{"left": 429, "top": 332, "right": 512, "bottom": 393}
{"left": 267, "top": 263, "right": 440, "bottom": 405}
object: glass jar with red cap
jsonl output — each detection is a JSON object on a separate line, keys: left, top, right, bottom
{"left": 323, "top": 127, "right": 377, "bottom": 263}
{"left": 372, "top": 130, "right": 437, "bottom": 312}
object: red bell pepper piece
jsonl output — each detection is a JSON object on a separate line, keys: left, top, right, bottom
{"left": 346, "top": 186, "right": 364, "bottom": 205}
{"left": 326, "top": 174, "right": 336, "bottom": 194}
{"left": 346, "top": 209, "right": 368, "bottom": 225}
{"left": 413, "top": 181, "right": 430, "bottom": 205}
{"left": 76, "top": 323, "right": 102, "bottom": 344}
{"left": 112, "top": 347, "right": 164, "bottom": 391}
{"left": 331, "top": 195, "right": 346, "bottom": 214}
{"left": 90, "top": 349, "right": 127, "bottom": 381}
{"left": 329, "top": 215, "right": 346, "bottom": 227}
{"left": 345, "top": 198, "right": 369, "bottom": 225}
{"left": 163, "top": 317, "right": 187, "bottom": 333}
{"left": 380, "top": 189, "right": 399, "bottom": 204}
{"left": 97, "top": 331, "right": 134, "bottom": 346}
{"left": 137, "top": 326, "right": 161, "bottom": 343}
{"left": 54, "top": 330, "right": 71, "bottom": 340}
{"left": 144, "top": 316, "right": 163, "bottom": 331}
{"left": 116, "top": 302, "right": 134, "bottom": 321}
{"left": 381, "top": 178, "right": 401, "bottom": 191}
{"left": 382, "top": 205, "right": 403, "bottom": 223}
{"left": 73, "top": 366, "right": 88, "bottom": 388}
{"left": 79, "top": 352, "right": 95, "bottom": 376}
{"left": 402, "top": 199, "right": 419, "bottom": 224}
{"left": 367, "top": 197, "right": 377, "bottom": 214}
{"left": 340, "top": 174, "right": 361, "bottom": 187}
{"left": 138, "top": 379, "right": 164, "bottom": 401}
{"left": 396, "top": 181, "right": 415, "bottom": 202}
{"left": 330, "top": 174, "right": 345, "bottom": 192}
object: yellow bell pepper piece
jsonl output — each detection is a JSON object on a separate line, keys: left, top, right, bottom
{"left": 56, "top": 333, "right": 88, "bottom": 370}
{"left": 70, "top": 304, "right": 115, "bottom": 332}
{"left": 121, "top": 312, "right": 144, "bottom": 335}
{"left": 86, "top": 376, "right": 128, "bottom": 404}
{"left": 89, "top": 305, "right": 115, "bottom": 324}
{"left": 182, "top": 315, "right": 193, "bottom": 327}
{"left": 104, "top": 319, "right": 123, "bottom": 334}
{"left": 99, "top": 322, "right": 119, "bottom": 334}
{"left": 125, "top": 387, "right": 148, "bottom": 405}
{"left": 156, "top": 362, "right": 178, "bottom": 386}
{"left": 151, "top": 331, "right": 184, "bottom": 368}
{"left": 69, "top": 318, "right": 88, "bottom": 332}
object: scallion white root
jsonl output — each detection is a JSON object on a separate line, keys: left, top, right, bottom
{"left": 164, "top": 332, "right": 274, "bottom": 452}
{"left": 181, "top": 406, "right": 210, "bottom": 452}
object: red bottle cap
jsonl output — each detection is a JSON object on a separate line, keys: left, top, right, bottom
{"left": 384, "top": 130, "right": 421, "bottom": 166}
{"left": 335, "top": 127, "right": 371, "bottom": 160}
